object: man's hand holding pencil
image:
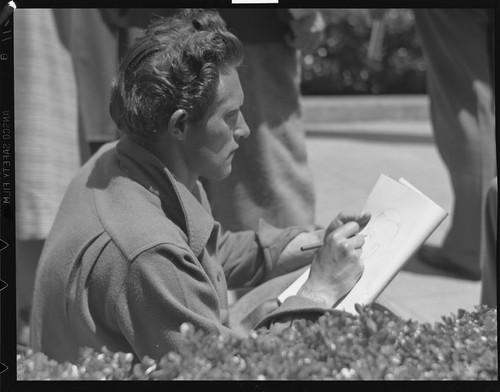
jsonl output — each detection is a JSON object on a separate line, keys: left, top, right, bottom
{"left": 296, "top": 212, "right": 371, "bottom": 307}
{"left": 301, "top": 212, "right": 371, "bottom": 251}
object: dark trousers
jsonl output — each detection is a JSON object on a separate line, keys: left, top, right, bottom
{"left": 414, "top": 9, "right": 496, "bottom": 274}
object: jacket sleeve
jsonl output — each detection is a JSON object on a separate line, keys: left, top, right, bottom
{"left": 113, "top": 244, "right": 244, "bottom": 361}
{"left": 216, "top": 219, "right": 309, "bottom": 290}
{"left": 228, "top": 266, "right": 335, "bottom": 335}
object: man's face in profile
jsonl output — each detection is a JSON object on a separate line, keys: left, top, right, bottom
{"left": 182, "top": 67, "right": 250, "bottom": 181}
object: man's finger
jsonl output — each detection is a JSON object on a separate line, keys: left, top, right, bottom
{"left": 345, "top": 234, "right": 365, "bottom": 249}
{"left": 357, "top": 212, "right": 371, "bottom": 228}
{"left": 330, "top": 212, "right": 370, "bottom": 231}
{"left": 331, "top": 221, "right": 361, "bottom": 239}
{"left": 327, "top": 212, "right": 357, "bottom": 233}
{"left": 337, "top": 242, "right": 362, "bottom": 260}
{"left": 351, "top": 248, "right": 362, "bottom": 260}
{"left": 338, "top": 211, "right": 370, "bottom": 223}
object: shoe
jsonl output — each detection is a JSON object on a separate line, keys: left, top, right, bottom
{"left": 17, "top": 324, "right": 30, "bottom": 348}
{"left": 418, "top": 245, "right": 481, "bottom": 281}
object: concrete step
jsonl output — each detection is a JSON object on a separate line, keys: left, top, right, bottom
{"left": 302, "top": 95, "right": 430, "bottom": 124}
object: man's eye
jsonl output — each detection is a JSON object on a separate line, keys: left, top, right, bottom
{"left": 225, "top": 111, "right": 237, "bottom": 120}
{"left": 225, "top": 111, "right": 238, "bottom": 125}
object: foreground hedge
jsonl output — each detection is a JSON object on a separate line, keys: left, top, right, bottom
{"left": 18, "top": 305, "right": 497, "bottom": 380}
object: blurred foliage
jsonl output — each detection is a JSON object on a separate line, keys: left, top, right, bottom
{"left": 18, "top": 305, "right": 497, "bottom": 380}
{"left": 301, "top": 9, "right": 426, "bottom": 95}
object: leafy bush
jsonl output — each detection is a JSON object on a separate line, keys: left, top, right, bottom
{"left": 301, "top": 9, "right": 426, "bottom": 95}
{"left": 17, "top": 305, "right": 497, "bottom": 380}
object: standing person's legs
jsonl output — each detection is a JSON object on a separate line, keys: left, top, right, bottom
{"left": 480, "top": 178, "right": 497, "bottom": 307}
{"left": 207, "top": 42, "right": 316, "bottom": 232}
{"left": 16, "top": 240, "right": 45, "bottom": 345}
{"left": 414, "top": 9, "right": 496, "bottom": 278}
{"left": 15, "top": 9, "right": 81, "bottom": 344}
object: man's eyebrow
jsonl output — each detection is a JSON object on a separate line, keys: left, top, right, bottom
{"left": 222, "top": 100, "right": 242, "bottom": 112}
{"left": 224, "top": 108, "right": 240, "bottom": 118}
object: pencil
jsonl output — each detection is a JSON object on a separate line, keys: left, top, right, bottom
{"left": 300, "top": 241, "right": 324, "bottom": 252}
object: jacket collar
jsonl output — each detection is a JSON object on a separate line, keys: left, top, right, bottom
{"left": 116, "top": 136, "right": 215, "bottom": 257}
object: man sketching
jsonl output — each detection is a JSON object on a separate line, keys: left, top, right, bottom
{"left": 29, "top": 9, "right": 370, "bottom": 363}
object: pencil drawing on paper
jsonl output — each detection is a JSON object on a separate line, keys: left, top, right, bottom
{"left": 361, "top": 208, "right": 402, "bottom": 260}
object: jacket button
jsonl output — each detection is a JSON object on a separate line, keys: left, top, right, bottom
{"left": 217, "top": 272, "right": 222, "bottom": 281}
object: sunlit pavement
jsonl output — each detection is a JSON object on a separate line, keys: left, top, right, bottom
{"left": 303, "top": 95, "right": 482, "bottom": 323}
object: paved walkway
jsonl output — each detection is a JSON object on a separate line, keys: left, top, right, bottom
{"left": 302, "top": 95, "right": 481, "bottom": 324}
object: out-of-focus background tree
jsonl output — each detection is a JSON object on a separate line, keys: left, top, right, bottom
{"left": 301, "top": 9, "right": 426, "bottom": 95}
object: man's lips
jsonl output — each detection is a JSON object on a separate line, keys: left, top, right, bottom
{"left": 229, "top": 147, "right": 238, "bottom": 158}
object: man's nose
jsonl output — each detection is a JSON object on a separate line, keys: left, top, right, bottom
{"left": 235, "top": 113, "right": 250, "bottom": 140}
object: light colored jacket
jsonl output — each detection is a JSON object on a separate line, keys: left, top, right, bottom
{"left": 30, "top": 136, "right": 325, "bottom": 363}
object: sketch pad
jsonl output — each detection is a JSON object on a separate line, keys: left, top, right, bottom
{"left": 277, "top": 174, "right": 448, "bottom": 314}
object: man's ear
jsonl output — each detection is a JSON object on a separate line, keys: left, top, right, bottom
{"left": 167, "top": 109, "right": 188, "bottom": 140}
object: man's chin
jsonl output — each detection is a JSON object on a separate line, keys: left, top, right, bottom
{"left": 209, "top": 166, "right": 232, "bottom": 182}
{"left": 220, "top": 166, "right": 232, "bottom": 180}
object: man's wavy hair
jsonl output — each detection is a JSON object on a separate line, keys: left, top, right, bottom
{"left": 109, "top": 9, "right": 243, "bottom": 140}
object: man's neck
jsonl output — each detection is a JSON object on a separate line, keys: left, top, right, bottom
{"left": 144, "top": 136, "right": 198, "bottom": 192}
